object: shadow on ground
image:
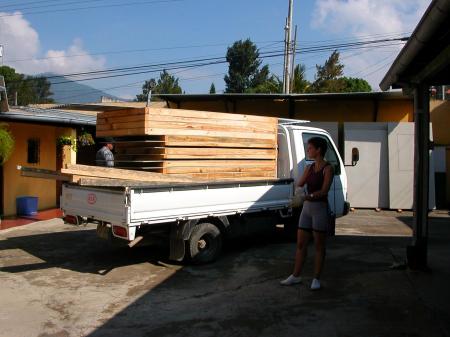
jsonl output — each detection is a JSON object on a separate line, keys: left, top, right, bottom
{"left": 1, "top": 214, "right": 449, "bottom": 337}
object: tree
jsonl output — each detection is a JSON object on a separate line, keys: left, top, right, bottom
{"left": 0, "top": 66, "right": 54, "bottom": 105}
{"left": 224, "top": 39, "right": 262, "bottom": 93}
{"left": 310, "top": 50, "right": 345, "bottom": 93}
{"left": 209, "top": 83, "right": 216, "bottom": 94}
{"left": 247, "top": 65, "right": 282, "bottom": 93}
{"left": 136, "top": 70, "right": 182, "bottom": 101}
{"left": 341, "top": 77, "right": 372, "bottom": 92}
{"left": 291, "top": 64, "right": 310, "bottom": 93}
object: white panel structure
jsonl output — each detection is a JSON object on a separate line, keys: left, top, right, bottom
{"left": 344, "top": 123, "right": 390, "bottom": 208}
{"left": 388, "top": 123, "right": 414, "bottom": 209}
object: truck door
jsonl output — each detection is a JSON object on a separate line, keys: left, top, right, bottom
{"left": 299, "top": 132, "right": 345, "bottom": 217}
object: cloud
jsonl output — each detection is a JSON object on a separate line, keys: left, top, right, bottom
{"left": 310, "top": 0, "right": 430, "bottom": 89}
{"left": 0, "top": 12, "right": 105, "bottom": 75}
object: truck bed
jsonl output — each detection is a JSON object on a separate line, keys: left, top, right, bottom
{"left": 61, "top": 179, "right": 294, "bottom": 227}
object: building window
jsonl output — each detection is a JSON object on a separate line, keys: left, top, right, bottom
{"left": 27, "top": 138, "right": 40, "bottom": 164}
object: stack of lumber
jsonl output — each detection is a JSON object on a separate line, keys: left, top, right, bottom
{"left": 96, "top": 108, "right": 278, "bottom": 180}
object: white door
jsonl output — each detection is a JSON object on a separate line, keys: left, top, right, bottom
{"left": 344, "top": 124, "right": 389, "bottom": 208}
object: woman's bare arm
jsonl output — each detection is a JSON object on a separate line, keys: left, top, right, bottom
{"left": 297, "top": 164, "right": 312, "bottom": 187}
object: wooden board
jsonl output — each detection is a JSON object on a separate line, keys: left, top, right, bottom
{"left": 62, "top": 164, "right": 199, "bottom": 183}
{"left": 114, "top": 147, "right": 277, "bottom": 160}
{"left": 163, "top": 135, "right": 276, "bottom": 149}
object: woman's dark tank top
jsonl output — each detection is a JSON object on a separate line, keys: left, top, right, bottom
{"left": 305, "top": 162, "right": 330, "bottom": 202}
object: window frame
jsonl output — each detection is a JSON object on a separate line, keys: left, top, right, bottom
{"left": 301, "top": 132, "right": 341, "bottom": 176}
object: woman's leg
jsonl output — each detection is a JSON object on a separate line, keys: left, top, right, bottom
{"left": 312, "top": 231, "right": 326, "bottom": 279}
{"left": 293, "top": 229, "right": 311, "bottom": 277}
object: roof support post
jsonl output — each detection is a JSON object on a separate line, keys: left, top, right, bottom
{"left": 407, "top": 83, "right": 430, "bottom": 270}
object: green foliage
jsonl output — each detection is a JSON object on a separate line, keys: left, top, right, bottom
{"left": 308, "top": 51, "right": 372, "bottom": 93}
{"left": 56, "top": 135, "right": 77, "bottom": 152}
{"left": 0, "top": 66, "right": 54, "bottom": 105}
{"left": 136, "top": 70, "right": 182, "bottom": 101}
{"left": 247, "top": 66, "right": 282, "bottom": 93}
{"left": 310, "top": 50, "right": 346, "bottom": 93}
{"left": 77, "top": 132, "right": 95, "bottom": 147}
{"left": 224, "top": 40, "right": 282, "bottom": 94}
{"left": 224, "top": 39, "right": 261, "bottom": 93}
{"left": 291, "top": 64, "right": 311, "bottom": 93}
{"left": 0, "top": 123, "right": 14, "bottom": 165}
{"left": 209, "top": 83, "right": 216, "bottom": 94}
{"left": 341, "top": 77, "right": 372, "bottom": 92}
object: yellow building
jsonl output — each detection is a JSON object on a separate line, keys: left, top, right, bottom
{"left": 0, "top": 107, "right": 95, "bottom": 217}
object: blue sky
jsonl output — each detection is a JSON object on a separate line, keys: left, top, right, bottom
{"left": 0, "top": 0, "right": 430, "bottom": 100}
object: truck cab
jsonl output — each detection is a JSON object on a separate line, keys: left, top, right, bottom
{"left": 278, "top": 123, "right": 349, "bottom": 217}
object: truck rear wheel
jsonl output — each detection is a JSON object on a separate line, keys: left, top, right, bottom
{"left": 186, "top": 222, "right": 222, "bottom": 264}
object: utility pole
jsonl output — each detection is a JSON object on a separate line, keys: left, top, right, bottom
{"left": 0, "top": 45, "right": 4, "bottom": 66}
{"left": 283, "top": 0, "right": 294, "bottom": 94}
{"left": 290, "top": 25, "right": 298, "bottom": 93}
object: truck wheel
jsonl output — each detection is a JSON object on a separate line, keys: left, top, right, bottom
{"left": 187, "top": 222, "right": 222, "bottom": 264}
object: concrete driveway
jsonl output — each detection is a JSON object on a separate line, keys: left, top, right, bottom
{"left": 0, "top": 211, "right": 449, "bottom": 337}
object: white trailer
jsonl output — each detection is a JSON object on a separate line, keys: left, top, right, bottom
{"left": 61, "top": 122, "right": 350, "bottom": 263}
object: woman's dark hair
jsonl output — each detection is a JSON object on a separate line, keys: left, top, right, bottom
{"left": 308, "top": 137, "right": 328, "bottom": 157}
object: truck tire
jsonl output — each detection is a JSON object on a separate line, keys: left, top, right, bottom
{"left": 186, "top": 222, "right": 222, "bottom": 264}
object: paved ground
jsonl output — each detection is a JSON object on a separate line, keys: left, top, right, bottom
{"left": 0, "top": 210, "right": 449, "bottom": 337}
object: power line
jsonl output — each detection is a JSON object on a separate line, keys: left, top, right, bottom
{"left": 4, "top": 40, "right": 282, "bottom": 63}
{"left": 5, "top": 37, "right": 408, "bottom": 89}
{"left": 35, "top": 36, "right": 408, "bottom": 81}
{"left": 0, "top": 0, "right": 109, "bottom": 12}
{"left": 0, "top": 0, "right": 185, "bottom": 18}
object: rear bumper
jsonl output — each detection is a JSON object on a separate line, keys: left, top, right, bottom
{"left": 343, "top": 201, "right": 351, "bottom": 216}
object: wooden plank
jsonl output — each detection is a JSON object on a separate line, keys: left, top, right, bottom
{"left": 146, "top": 107, "right": 278, "bottom": 123}
{"left": 115, "top": 147, "right": 276, "bottom": 159}
{"left": 163, "top": 147, "right": 276, "bottom": 159}
{"left": 62, "top": 164, "right": 197, "bottom": 183}
{"left": 17, "top": 166, "right": 71, "bottom": 181}
{"left": 163, "top": 160, "right": 276, "bottom": 168}
{"left": 164, "top": 135, "right": 276, "bottom": 149}
{"left": 162, "top": 161, "right": 276, "bottom": 174}
{"left": 168, "top": 171, "right": 276, "bottom": 179}
{"left": 144, "top": 120, "right": 275, "bottom": 135}
{"left": 96, "top": 128, "right": 147, "bottom": 137}
{"left": 76, "top": 177, "right": 198, "bottom": 187}
{"left": 96, "top": 121, "right": 149, "bottom": 131}
{"left": 145, "top": 128, "right": 276, "bottom": 140}
{"left": 97, "top": 114, "right": 146, "bottom": 124}
{"left": 97, "top": 108, "right": 146, "bottom": 119}
{"left": 147, "top": 114, "right": 277, "bottom": 132}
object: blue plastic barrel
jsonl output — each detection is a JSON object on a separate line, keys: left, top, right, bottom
{"left": 16, "top": 196, "right": 38, "bottom": 216}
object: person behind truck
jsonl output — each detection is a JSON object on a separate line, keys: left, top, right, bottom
{"left": 280, "top": 137, "right": 333, "bottom": 291}
{"left": 96, "top": 138, "right": 114, "bottom": 167}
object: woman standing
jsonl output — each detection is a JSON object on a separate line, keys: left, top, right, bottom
{"left": 280, "top": 137, "right": 334, "bottom": 290}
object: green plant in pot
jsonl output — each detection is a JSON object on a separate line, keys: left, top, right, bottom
{"left": 57, "top": 135, "right": 77, "bottom": 152}
{"left": 77, "top": 132, "right": 95, "bottom": 148}
{"left": 0, "top": 123, "right": 14, "bottom": 165}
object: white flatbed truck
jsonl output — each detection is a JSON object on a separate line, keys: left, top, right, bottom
{"left": 61, "top": 122, "right": 350, "bottom": 263}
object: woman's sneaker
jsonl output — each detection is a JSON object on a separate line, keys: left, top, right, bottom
{"left": 310, "top": 278, "right": 321, "bottom": 290}
{"left": 280, "top": 275, "right": 302, "bottom": 286}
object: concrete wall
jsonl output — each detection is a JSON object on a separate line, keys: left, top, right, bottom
{"left": 2, "top": 122, "right": 75, "bottom": 216}
{"left": 430, "top": 100, "right": 450, "bottom": 207}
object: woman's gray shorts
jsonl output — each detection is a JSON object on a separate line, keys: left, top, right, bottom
{"left": 298, "top": 200, "right": 329, "bottom": 232}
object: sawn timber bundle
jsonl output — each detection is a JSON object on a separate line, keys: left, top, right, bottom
{"left": 96, "top": 107, "right": 278, "bottom": 180}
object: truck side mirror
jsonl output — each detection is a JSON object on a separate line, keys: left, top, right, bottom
{"left": 351, "top": 148, "right": 359, "bottom": 166}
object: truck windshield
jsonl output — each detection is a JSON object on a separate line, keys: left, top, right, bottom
{"left": 302, "top": 133, "right": 341, "bottom": 175}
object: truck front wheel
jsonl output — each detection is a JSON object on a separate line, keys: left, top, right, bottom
{"left": 186, "top": 222, "right": 222, "bottom": 264}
